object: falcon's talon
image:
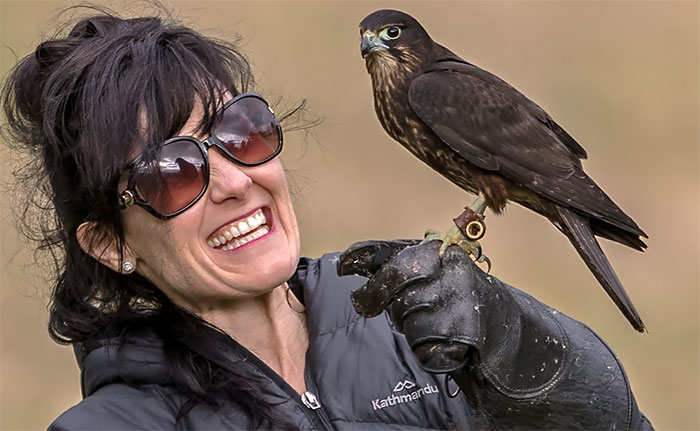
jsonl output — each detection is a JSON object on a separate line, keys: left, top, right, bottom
{"left": 472, "top": 244, "right": 482, "bottom": 261}
{"left": 477, "top": 254, "right": 492, "bottom": 273}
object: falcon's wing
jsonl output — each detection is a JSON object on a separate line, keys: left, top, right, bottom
{"left": 408, "top": 60, "right": 642, "bottom": 235}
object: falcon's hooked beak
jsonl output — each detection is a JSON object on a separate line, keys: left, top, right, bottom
{"left": 361, "top": 32, "right": 388, "bottom": 58}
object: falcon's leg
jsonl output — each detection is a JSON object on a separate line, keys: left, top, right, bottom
{"left": 423, "top": 224, "right": 481, "bottom": 256}
{"left": 421, "top": 195, "right": 490, "bottom": 269}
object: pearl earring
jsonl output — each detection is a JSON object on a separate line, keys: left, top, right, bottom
{"left": 121, "top": 261, "right": 135, "bottom": 274}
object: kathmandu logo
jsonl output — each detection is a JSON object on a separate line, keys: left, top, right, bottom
{"left": 393, "top": 380, "right": 416, "bottom": 392}
{"left": 371, "top": 379, "right": 439, "bottom": 411}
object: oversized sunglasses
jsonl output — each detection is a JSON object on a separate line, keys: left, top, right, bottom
{"left": 119, "top": 92, "right": 282, "bottom": 219}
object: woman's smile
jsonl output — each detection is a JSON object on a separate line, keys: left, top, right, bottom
{"left": 207, "top": 207, "right": 273, "bottom": 251}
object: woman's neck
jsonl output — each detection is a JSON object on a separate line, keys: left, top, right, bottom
{"left": 197, "top": 284, "right": 309, "bottom": 394}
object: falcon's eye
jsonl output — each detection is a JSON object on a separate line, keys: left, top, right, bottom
{"left": 381, "top": 26, "right": 401, "bottom": 40}
{"left": 387, "top": 26, "right": 400, "bottom": 38}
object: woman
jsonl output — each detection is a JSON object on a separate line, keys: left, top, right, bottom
{"left": 2, "top": 9, "right": 652, "bottom": 430}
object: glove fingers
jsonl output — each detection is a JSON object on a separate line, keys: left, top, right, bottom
{"left": 440, "top": 244, "right": 480, "bottom": 276}
{"left": 337, "top": 239, "right": 420, "bottom": 278}
{"left": 400, "top": 295, "right": 480, "bottom": 348}
{"left": 395, "top": 245, "right": 483, "bottom": 372}
{"left": 413, "top": 341, "right": 471, "bottom": 373}
{"left": 351, "top": 241, "right": 442, "bottom": 317}
{"left": 392, "top": 246, "right": 482, "bottom": 337}
{"left": 389, "top": 280, "right": 440, "bottom": 331}
{"left": 401, "top": 301, "right": 475, "bottom": 373}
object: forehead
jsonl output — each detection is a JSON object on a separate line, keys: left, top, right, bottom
{"left": 171, "top": 91, "right": 234, "bottom": 139}
{"left": 177, "top": 98, "right": 209, "bottom": 138}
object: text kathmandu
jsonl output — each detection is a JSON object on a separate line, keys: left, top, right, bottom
{"left": 371, "top": 383, "right": 439, "bottom": 411}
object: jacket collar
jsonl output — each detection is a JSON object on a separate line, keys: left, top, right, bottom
{"left": 75, "top": 253, "right": 362, "bottom": 399}
{"left": 75, "top": 332, "right": 171, "bottom": 397}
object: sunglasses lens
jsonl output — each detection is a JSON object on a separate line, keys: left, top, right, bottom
{"left": 212, "top": 96, "right": 281, "bottom": 165}
{"left": 133, "top": 139, "right": 206, "bottom": 216}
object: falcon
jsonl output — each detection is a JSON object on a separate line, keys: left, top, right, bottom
{"left": 359, "top": 9, "right": 648, "bottom": 332}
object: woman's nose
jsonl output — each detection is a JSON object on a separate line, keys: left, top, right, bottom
{"left": 207, "top": 148, "right": 252, "bottom": 202}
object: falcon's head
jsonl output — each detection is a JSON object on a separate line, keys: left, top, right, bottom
{"left": 359, "top": 10, "right": 432, "bottom": 79}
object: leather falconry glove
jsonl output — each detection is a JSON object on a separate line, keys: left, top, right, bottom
{"left": 337, "top": 239, "right": 565, "bottom": 398}
{"left": 337, "top": 240, "right": 652, "bottom": 431}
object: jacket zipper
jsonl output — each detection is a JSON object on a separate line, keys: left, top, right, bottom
{"left": 300, "top": 389, "right": 333, "bottom": 429}
{"left": 303, "top": 356, "right": 334, "bottom": 430}
{"left": 233, "top": 348, "right": 332, "bottom": 429}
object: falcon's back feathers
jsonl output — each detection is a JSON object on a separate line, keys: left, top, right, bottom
{"left": 408, "top": 60, "right": 644, "bottom": 238}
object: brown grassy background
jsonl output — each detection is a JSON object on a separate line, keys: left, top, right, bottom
{"left": 1, "top": 1, "right": 698, "bottom": 429}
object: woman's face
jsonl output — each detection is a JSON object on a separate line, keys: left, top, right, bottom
{"left": 120, "top": 100, "right": 300, "bottom": 313}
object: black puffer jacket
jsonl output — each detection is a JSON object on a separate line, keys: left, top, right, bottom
{"left": 49, "top": 253, "right": 651, "bottom": 430}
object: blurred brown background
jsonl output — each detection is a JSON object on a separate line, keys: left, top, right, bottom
{"left": 1, "top": 0, "right": 698, "bottom": 429}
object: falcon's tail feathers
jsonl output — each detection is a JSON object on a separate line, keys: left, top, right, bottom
{"left": 556, "top": 207, "right": 646, "bottom": 332}
{"left": 590, "top": 218, "right": 648, "bottom": 252}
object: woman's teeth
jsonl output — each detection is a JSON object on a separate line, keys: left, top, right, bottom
{"left": 207, "top": 210, "right": 269, "bottom": 250}
{"left": 219, "top": 225, "right": 270, "bottom": 250}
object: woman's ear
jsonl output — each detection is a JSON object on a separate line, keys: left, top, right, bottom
{"left": 76, "top": 221, "right": 137, "bottom": 274}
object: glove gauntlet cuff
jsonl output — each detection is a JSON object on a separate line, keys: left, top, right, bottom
{"left": 474, "top": 285, "right": 569, "bottom": 398}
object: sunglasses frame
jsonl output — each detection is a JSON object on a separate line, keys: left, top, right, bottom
{"left": 119, "top": 92, "right": 283, "bottom": 220}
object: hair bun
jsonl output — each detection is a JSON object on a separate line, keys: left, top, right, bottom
{"left": 34, "top": 40, "right": 73, "bottom": 68}
{"left": 68, "top": 16, "right": 117, "bottom": 39}
{"left": 35, "top": 17, "right": 112, "bottom": 67}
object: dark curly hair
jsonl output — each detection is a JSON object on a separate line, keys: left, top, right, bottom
{"left": 1, "top": 7, "right": 292, "bottom": 425}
